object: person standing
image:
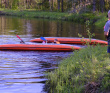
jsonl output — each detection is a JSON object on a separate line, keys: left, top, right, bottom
{"left": 104, "top": 10, "right": 110, "bottom": 53}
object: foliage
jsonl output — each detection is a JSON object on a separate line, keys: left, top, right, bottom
{"left": 0, "top": 0, "right": 110, "bottom": 13}
{"left": 12, "top": 0, "right": 19, "bottom": 10}
{"left": 95, "top": 13, "right": 108, "bottom": 28}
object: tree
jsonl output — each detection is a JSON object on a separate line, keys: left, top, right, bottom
{"left": 0, "top": 0, "right": 110, "bottom": 13}
{"left": 12, "top": 0, "right": 19, "bottom": 9}
{"left": 100, "top": 0, "right": 104, "bottom": 13}
{"left": 57, "top": 0, "right": 60, "bottom": 11}
{"left": 61, "top": 0, "right": 63, "bottom": 12}
{"left": 4, "top": 0, "right": 7, "bottom": 8}
{"left": 93, "top": 0, "right": 96, "bottom": 12}
{"left": 49, "top": 0, "right": 53, "bottom": 11}
{"left": 1, "top": 0, "right": 2, "bottom": 8}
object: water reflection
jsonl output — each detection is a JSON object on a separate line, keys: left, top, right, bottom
{"left": 0, "top": 16, "right": 105, "bottom": 40}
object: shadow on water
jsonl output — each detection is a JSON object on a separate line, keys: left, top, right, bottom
{"left": 0, "top": 16, "right": 106, "bottom": 93}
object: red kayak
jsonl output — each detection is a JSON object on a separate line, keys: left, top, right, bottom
{"left": 0, "top": 43, "right": 81, "bottom": 52}
{"left": 30, "top": 37, "right": 108, "bottom": 45}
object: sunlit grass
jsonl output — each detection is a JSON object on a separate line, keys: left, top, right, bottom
{"left": 46, "top": 45, "right": 110, "bottom": 93}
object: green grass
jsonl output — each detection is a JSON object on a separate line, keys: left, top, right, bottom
{"left": 0, "top": 9, "right": 108, "bottom": 28}
{"left": 94, "top": 12, "right": 108, "bottom": 28}
{"left": 46, "top": 45, "right": 110, "bottom": 93}
{"left": 1, "top": 9, "right": 70, "bottom": 20}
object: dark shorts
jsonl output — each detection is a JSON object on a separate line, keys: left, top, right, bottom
{"left": 107, "top": 39, "right": 110, "bottom": 53}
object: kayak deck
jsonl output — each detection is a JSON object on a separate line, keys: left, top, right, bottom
{"left": 0, "top": 43, "right": 81, "bottom": 52}
{"left": 30, "top": 37, "right": 108, "bottom": 45}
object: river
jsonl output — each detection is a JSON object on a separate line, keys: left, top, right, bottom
{"left": 0, "top": 16, "right": 105, "bottom": 93}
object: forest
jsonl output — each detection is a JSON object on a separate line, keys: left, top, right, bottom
{"left": 0, "top": 0, "right": 110, "bottom": 13}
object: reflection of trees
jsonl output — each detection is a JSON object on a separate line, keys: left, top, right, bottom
{"left": 0, "top": 16, "right": 4, "bottom": 35}
{"left": 57, "top": 21, "right": 60, "bottom": 37}
{"left": 0, "top": 16, "right": 105, "bottom": 40}
{"left": 0, "top": 16, "right": 11, "bottom": 35}
{"left": 25, "top": 20, "right": 32, "bottom": 36}
{"left": 0, "top": 16, "right": 32, "bottom": 35}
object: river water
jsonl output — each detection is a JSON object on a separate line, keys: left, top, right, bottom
{"left": 0, "top": 16, "right": 105, "bottom": 93}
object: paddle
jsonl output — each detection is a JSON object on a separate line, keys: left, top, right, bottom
{"left": 40, "top": 37, "right": 47, "bottom": 41}
{"left": 16, "top": 35, "right": 25, "bottom": 44}
{"left": 40, "top": 37, "right": 47, "bottom": 43}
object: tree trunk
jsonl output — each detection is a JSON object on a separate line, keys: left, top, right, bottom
{"left": 52, "top": 0, "right": 53, "bottom": 11}
{"left": 1, "top": 0, "right": 2, "bottom": 8}
{"left": 7, "top": 0, "right": 9, "bottom": 8}
{"left": 93, "top": 0, "right": 96, "bottom": 12}
{"left": 5, "top": 0, "right": 7, "bottom": 8}
{"left": 26, "top": 0, "right": 28, "bottom": 9}
{"left": 72, "top": 0, "right": 73, "bottom": 8}
{"left": 100, "top": 0, "right": 104, "bottom": 13}
{"left": 49, "top": 0, "right": 53, "bottom": 11}
{"left": 61, "top": 0, "right": 63, "bottom": 12}
{"left": 57, "top": 0, "right": 60, "bottom": 11}
{"left": 29, "top": 0, "right": 32, "bottom": 8}
{"left": 18, "top": 0, "right": 20, "bottom": 8}
{"left": 24, "top": 0, "right": 26, "bottom": 9}
{"left": 79, "top": 0, "right": 80, "bottom": 7}
{"left": 84, "top": 0, "right": 86, "bottom": 10}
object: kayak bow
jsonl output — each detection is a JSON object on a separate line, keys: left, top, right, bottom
{"left": 0, "top": 43, "right": 81, "bottom": 52}
{"left": 30, "top": 37, "right": 107, "bottom": 45}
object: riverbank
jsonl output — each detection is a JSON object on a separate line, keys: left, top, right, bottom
{"left": 0, "top": 9, "right": 108, "bottom": 28}
{"left": 46, "top": 45, "right": 110, "bottom": 93}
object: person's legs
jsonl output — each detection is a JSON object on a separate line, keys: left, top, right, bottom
{"left": 107, "top": 39, "right": 110, "bottom": 58}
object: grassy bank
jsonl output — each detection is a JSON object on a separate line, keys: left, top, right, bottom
{"left": 46, "top": 45, "right": 110, "bottom": 93}
{"left": 0, "top": 9, "right": 108, "bottom": 28}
